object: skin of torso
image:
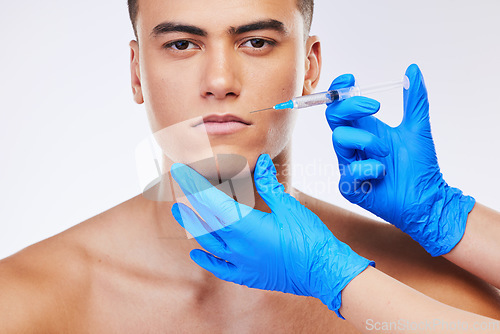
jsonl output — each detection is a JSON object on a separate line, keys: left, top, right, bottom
{"left": 2, "top": 191, "right": 500, "bottom": 334}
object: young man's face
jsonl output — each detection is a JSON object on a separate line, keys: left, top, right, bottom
{"left": 130, "top": 0, "right": 320, "bottom": 170}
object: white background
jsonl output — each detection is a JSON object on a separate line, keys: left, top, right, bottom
{"left": 1, "top": 0, "right": 499, "bottom": 259}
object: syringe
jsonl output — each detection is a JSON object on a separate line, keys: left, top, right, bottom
{"left": 250, "top": 76, "right": 410, "bottom": 113}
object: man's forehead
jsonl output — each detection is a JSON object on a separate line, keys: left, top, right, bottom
{"left": 136, "top": 0, "right": 302, "bottom": 36}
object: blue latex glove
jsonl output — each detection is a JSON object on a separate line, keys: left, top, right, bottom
{"left": 170, "top": 154, "right": 374, "bottom": 319}
{"left": 326, "top": 64, "right": 475, "bottom": 257}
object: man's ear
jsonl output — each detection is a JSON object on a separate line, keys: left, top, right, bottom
{"left": 303, "top": 36, "right": 322, "bottom": 96}
{"left": 130, "top": 40, "right": 144, "bottom": 104}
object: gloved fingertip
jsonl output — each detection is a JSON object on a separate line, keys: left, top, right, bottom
{"left": 170, "top": 162, "right": 186, "bottom": 179}
{"left": 171, "top": 203, "right": 184, "bottom": 228}
{"left": 170, "top": 162, "right": 185, "bottom": 170}
{"left": 189, "top": 249, "right": 222, "bottom": 272}
{"left": 402, "top": 64, "right": 430, "bottom": 128}
{"left": 405, "top": 63, "right": 421, "bottom": 81}
{"left": 254, "top": 154, "right": 285, "bottom": 209}
{"left": 254, "top": 153, "right": 276, "bottom": 180}
{"left": 404, "top": 64, "right": 426, "bottom": 97}
{"left": 328, "top": 97, "right": 380, "bottom": 118}
{"left": 190, "top": 249, "right": 237, "bottom": 283}
{"left": 189, "top": 249, "right": 214, "bottom": 272}
{"left": 263, "top": 153, "right": 275, "bottom": 171}
{"left": 326, "top": 97, "right": 380, "bottom": 131}
{"left": 354, "top": 96, "right": 380, "bottom": 113}
{"left": 259, "top": 153, "right": 272, "bottom": 168}
{"left": 329, "top": 74, "right": 355, "bottom": 91}
{"left": 189, "top": 248, "right": 205, "bottom": 262}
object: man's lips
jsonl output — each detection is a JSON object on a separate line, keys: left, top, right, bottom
{"left": 192, "top": 114, "right": 253, "bottom": 127}
{"left": 192, "top": 114, "right": 253, "bottom": 135}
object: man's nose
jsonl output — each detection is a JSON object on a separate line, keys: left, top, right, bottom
{"left": 200, "top": 48, "right": 241, "bottom": 100}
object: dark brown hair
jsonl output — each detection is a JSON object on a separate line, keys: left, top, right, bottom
{"left": 127, "top": 0, "right": 314, "bottom": 40}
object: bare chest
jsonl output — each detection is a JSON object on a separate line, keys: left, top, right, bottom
{"left": 78, "top": 273, "right": 359, "bottom": 334}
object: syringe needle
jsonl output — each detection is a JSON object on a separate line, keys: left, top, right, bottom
{"left": 249, "top": 107, "right": 274, "bottom": 114}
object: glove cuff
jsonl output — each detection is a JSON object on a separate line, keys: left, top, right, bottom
{"left": 331, "top": 258, "right": 375, "bottom": 320}
{"left": 312, "top": 242, "right": 375, "bottom": 320}
{"left": 421, "top": 187, "right": 476, "bottom": 257}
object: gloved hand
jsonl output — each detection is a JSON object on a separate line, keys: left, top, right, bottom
{"left": 326, "top": 64, "right": 475, "bottom": 257}
{"left": 170, "top": 154, "right": 374, "bottom": 319}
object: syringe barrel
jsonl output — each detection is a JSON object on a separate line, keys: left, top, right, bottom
{"left": 291, "top": 87, "right": 361, "bottom": 109}
{"left": 291, "top": 91, "right": 333, "bottom": 109}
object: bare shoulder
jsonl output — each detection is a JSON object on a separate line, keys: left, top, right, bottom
{"left": 0, "top": 196, "right": 142, "bottom": 333}
{"left": 298, "top": 192, "right": 500, "bottom": 320}
{"left": 0, "top": 230, "right": 90, "bottom": 332}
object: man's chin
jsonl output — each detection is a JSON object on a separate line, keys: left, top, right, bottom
{"left": 183, "top": 154, "right": 256, "bottom": 209}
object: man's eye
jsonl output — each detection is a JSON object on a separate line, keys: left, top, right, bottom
{"left": 164, "top": 40, "right": 197, "bottom": 51}
{"left": 242, "top": 38, "right": 274, "bottom": 49}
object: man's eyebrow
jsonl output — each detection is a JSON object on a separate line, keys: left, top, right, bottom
{"left": 149, "top": 19, "right": 287, "bottom": 39}
{"left": 150, "top": 22, "right": 207, "bottom": 38}
{"left": 229, "top": 19, "right": 288, "bottom": 35}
